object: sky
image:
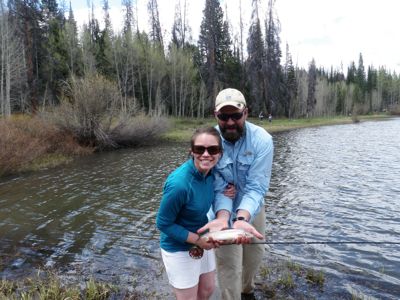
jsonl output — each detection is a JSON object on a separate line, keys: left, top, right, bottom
{"left": 67, "top": 0, "right": 400, "bottom": 73}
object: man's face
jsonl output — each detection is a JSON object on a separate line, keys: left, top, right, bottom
{"left": 215, "top": 105, "right": 247, "bottom": 142}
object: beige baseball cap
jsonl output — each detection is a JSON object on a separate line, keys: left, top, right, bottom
{"left": 215, "top": 88, "right": 247, "bottom": 111}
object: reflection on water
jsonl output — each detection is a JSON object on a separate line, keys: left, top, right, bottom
{"left": 268, "top": 119, "right": 400, "bottom": 299}
{"left": 1, "top": 118, "right": 400, "bottom": 298}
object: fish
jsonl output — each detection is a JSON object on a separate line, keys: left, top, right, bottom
{"left": 201, "top": 229, "right": 254, "bottom": 243}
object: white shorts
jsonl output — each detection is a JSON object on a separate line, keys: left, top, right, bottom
{"left": 161, "top": 248, "right": 216, "bottom": 289}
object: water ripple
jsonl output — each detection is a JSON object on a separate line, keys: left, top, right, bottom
{"left": 1, "top": 120, "right": 400, "bottom": 297}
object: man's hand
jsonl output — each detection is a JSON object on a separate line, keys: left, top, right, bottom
{"left": 223, "top": 183, "right": 236, "bottom": 199}
{"left": 197, "top": 218, "right": 229, "bottom": 234}
{"left": 232, "top": 220, "right": 264, "bottom": 241}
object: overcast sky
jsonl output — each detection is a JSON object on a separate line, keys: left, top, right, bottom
{"left": 68, "top": 0, "right": 400, "bottom": 73}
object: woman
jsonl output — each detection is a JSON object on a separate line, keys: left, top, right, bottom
{"left": 156, "top": 127, "right": 223, "bottom": 300}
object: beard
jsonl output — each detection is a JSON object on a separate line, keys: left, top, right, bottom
{"left": 219, "top": 124, "right": 244, "bottom": 143}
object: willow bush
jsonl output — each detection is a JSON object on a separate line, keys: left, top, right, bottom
{"left": 0, "top": 117, "right": 89, "bottom": 176}
{"left": 49, "top": 74, "right": 169, "bottom": 150}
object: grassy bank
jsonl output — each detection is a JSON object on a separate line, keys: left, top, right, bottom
{"left": 0, "top": 258, "right": 366, "bottom": 299}
{"left": 0, "top": 115, "right": 93, "bottom": 177}
{"left": 162, "top": 113, "right": 392, "bottom": 142}
{"left": 0, "top": 113, "right": 392, "bottom": 177}
{"left": 0, "top": 272, "right": 142, "bottom": 300}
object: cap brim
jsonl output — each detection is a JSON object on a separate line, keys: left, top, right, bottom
{"left": 215, "top": 101, "right": 245, "bottom": 111}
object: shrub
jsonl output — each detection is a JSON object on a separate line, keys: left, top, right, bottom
{"left": 110, "top": 114, "right": 170, "bottom": 147}
{"left": 49, "top": 74, "right": 170, "bottom": 149}
{"left": 0, "top": 117, "right": 91, "bottom": 176}
{"left": 388, "top": 104, "right": 400, "bottom": 115}
{"left": 51, "top": 74, "right": 122, "bottom": 148}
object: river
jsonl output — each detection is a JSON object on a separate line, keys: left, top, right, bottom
{"left": 1, "top": 118, "right": 399, "bottom": 299}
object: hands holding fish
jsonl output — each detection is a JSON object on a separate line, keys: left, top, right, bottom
{"left": 194, "top": 184, "right": 264, "bottom": 249}
{"left": 231, "top": 218, "right": 264, "bottom": 242}
{"left": 196, "top": 213, "right": 264, "bottom": 248}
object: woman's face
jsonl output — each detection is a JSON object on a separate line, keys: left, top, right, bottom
{"left": 191, "top": 133, "right": 221, "bottom": 175}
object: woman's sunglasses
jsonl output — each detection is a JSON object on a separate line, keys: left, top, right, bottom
{"left": 216, "top": 111, "right": 244, "bottom": 121}
{"left": 192, "top": 145, "right": 221, "bottom": 155}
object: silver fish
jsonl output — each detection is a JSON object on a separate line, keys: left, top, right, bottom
{"left": 201, "top": 229, "right": 254, "bottom": 243}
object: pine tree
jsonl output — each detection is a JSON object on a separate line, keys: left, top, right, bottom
{"left": 284, "top": 43, "right": 297, "bottom": 118}
{"left": 346, "top": 61, "right": 356, "bottom": 84}
{"left": 147, "top": 0, "right": 164, "bottom": 50}
{"left": 122, "top": 0, "right": 134, "bottom": 36}
{"left": 64, "top": 2, "right": 82, "bottom": 76}
{"left": 198, "top": 0, "right": 233, "bottom": 112}
{"left": 263, "top": 0, "right": 284, "bottom": 115}
{"left": 7, "top": 0, "right": 43, "bottom": 112}
{"left": 96, "top": 0, "right": 114, "bottom": 78}
{"left": 0, "top": 0, "right": 27, "bottom": 115}
{"left": 246, "top": 0, "right": 264, "bottom": 114}
{"left": 171, "top": 0, "right": 191, "bottom": 49}
{"left": 306, "top": 58, "right": 317, "bottom": 117}
{"left": 39, "top": 0, "right": 71, "bottom": 103}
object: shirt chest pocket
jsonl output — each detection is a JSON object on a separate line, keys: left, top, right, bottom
{"left": 236, "top": 155, "right": 253, "bottom": 187}
{"left": 215, "top": 155, "right": 233, "bottom": 183}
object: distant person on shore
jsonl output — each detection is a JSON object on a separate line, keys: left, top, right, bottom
{"left": 258, "top": 111, "right": 264, "bottom": 121}
{"left": 199, "top": 88, "right": 274, "bottom": 300}
{"left": 156, "top": 127, "right": 223, "bottom": 300}
{"left": 268, "top": 113, "right": 272, "bottom": 123}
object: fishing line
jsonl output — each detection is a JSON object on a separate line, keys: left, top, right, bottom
{"left": 246, "top": 241, "right": 400, "bottom": 245}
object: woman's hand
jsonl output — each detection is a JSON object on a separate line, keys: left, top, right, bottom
{"left": 195, "top": 236, "right": 220, "bottom": 250}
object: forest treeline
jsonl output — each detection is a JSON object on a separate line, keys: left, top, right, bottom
{"left": 1, "top": 0, "right": 400, "bottom": 120}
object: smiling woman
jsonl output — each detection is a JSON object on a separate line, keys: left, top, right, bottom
{"left": 156, "top": 127, "right": 222, "bottom": 299}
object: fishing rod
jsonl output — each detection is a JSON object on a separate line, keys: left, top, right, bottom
{"left": 190, "top": 240, "right": 399, "bottom": 258}
{"left": 247, "top": 241, "right": 400, "bottom": 245}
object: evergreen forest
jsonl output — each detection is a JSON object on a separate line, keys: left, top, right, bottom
{"left": 1, "top": 0, "right": 400, "bottom": 120}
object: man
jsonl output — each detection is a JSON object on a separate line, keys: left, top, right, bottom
{"left": 199, "top": 88, "right": 274, "bottom": 300}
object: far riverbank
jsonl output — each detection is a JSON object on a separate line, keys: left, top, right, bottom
{"left": 0, "top": 114, "right": 393, "bottom": 178}
{"left": 162, "top": 114, "right": 392, "bottom": 142}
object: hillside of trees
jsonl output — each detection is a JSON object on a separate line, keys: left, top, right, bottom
{"left": 1, "top": 0, "right": 400, "bottom": 120}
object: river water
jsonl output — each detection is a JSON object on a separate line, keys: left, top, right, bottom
{"left": 1, "top": 118, "right": 400, "bottom": 299}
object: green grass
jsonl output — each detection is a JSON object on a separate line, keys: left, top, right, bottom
{"left": 306, "top": 269, "right": 325, "bottom": 287}
{"left": 257, "top": 259, "right": 327, "bottom": 298}
{"left": 0, "top": 273, "right": 139, "bottom": 300}
{"left": 1, "top": 113, "right": 392, "bottom": 178}
{"left": 162, "top": 113, "right": 392, "bottom": 142}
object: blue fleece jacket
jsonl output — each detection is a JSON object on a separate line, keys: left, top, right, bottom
{"left": 156, "top": 159, "right": 215, "bottom": 252}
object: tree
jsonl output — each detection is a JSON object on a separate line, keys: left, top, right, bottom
{"left": 147, "top": 0, "right": 164, "bottom": 50}
{"left": 40, "top": 0, "right": 70, "bottom": 104}
{"left": 284, "top": 43, "right": 297, "bottom": 118}
{"left": 64, "top": 2, "right": 82, "bottom": 76}
{"left": 171, "top": 0, "right": 191, "bottom": 49}
{"left": 198, "top": 0, "right": 233, "bottom": 112}
{"left": 306, "top": 58, "right": 317, "bottom": 117}
{"left": 356, "top": 53, "right": 366, "bottom": 93}
{"left": 0, "top": 0, "right": 27, "bottom": 116}
{"left": 263, "top": 0, "right": 284, "bottom": 115}
{"left": 167, "top": 45, "right": 198, "bottom": 117}
{"left": 96, "top": 0, "right": 115, "bottom": 78}
{"left": 246, "top": 0, "right": 264, "bottom": 114}
{"left": 346, "top": 61, "right": 356, "bottom": 84}
{"left": 8, "top": 0, "right": 43, "bottom": 112}
{"left": 122, "top": 0, "right": 134, "bottom": 36}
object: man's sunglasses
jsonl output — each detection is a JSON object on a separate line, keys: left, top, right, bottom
{"left": 216, "top": 111, "right": 244, "bottom": 121}
{"left": 192, "top": 145, "right": 221, "bottom": 155}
